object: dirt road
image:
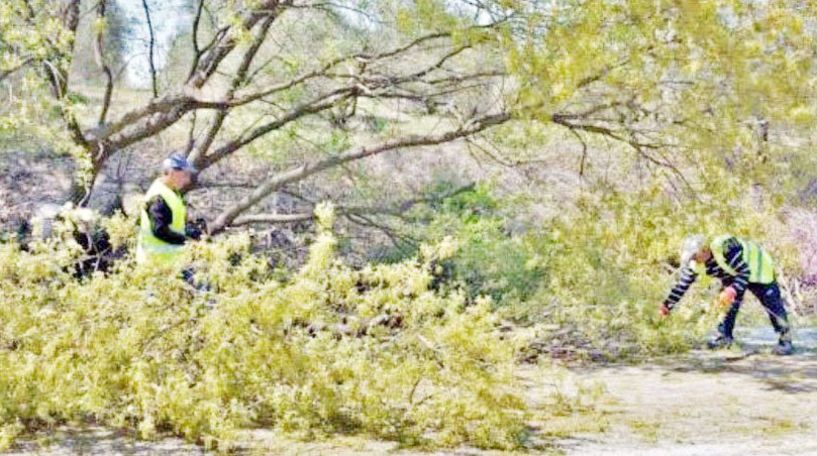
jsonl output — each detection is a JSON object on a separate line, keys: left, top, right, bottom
{"left": 6, "top": 328, "right": 816, "bottom": 455}
{"left": 555, "top": 327, "right": 817, "bottom": 456}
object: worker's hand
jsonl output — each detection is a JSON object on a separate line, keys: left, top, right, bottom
{"left": 185, "top": 226, "right": 203, "bottom": 241}
{"left": 718, "top": 286, "right": 737, "bottom": 307}
{"left": 659, "top": 303, "right": 671, "bottom": 318}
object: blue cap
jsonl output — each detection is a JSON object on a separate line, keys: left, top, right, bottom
{"left": 162, "top": 152, "right": 197, "bottom": 173}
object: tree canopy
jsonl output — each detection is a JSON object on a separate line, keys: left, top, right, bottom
{"left": 1, "top": 0, "right": 815, "bottom": 232}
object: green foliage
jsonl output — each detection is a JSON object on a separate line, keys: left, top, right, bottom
{"left": 499, "top": 0, "right": 817, "bottom": 182}
{"left": 0, "top": 206, "right": 530, "bottom": 451}
{"left": 0, "top": 1, "right": 92, "bottom": 181}
{"left": 383, "top": 184, "right": 546, "bottom": 307}
{"left": 396, "top": 0, "right": 462, "bottom": 35}
{"left": 518, "top": 179, "right": 800, "bottom": 357}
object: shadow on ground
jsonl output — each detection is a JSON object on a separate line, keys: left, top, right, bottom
{"left": 658, "top": 326, "right": 817, "bottom": 394}
{"left": 555, "top": 326, "right": 817, "bottom": 455}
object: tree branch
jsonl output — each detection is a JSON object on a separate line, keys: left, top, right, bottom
{"left": 93, "top": 0, "right": 115, "bottom": 125}
{"left": 567, "top": 127, "right": 589, "bottom": 177}
{"left": 227, "top": 183, "right": 476, "bottom": 246}
{"left": 188, "top": 13, "right": 278, "bottom": 165}
{"left": 201, "top": 87, "right": 356, "bottom": 168}
{"left": 187, "top": 0, "right": 205, "bottom": 81}
{"left": 87, "top": 28, "right": 470, "bottom": 154}
{"left": 48, "top": 0, "right": 86, "bottom": 149}
{"left": 141, "top": 0, "right": 158, "bottom": 98}
{"left": 213, "top": 29, "right": 461, "bottom": 111}
{"left": 0, "top": 59, "right": 34, "bottom": 84}
{"left": 209, "top": 110, "right": 512, "bottom": 233}
{"left": 187, "top": 0, "right": 287, "bottom": 89}
{"left": 552, "top": 112, "right": 694, "bottom": 190}
{"left": 230, "top": 212, "right": 315, "bottom": 226}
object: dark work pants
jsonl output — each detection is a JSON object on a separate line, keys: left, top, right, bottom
{"left": 718, "top": 282, "right": 791, "bottom": 341}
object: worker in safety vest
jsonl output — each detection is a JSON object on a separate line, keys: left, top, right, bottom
{"left": 660, "top": 234, "right": 793, "bottom": 355}
{"left": 136, "top": 153, "right": 201, "bottom": 266}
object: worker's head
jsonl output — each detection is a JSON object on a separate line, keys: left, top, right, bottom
{"left": 680, "top": 234, "right": 711, "bottom": 265}
{"left": 161, "top": 152, "right": 196, "bottom": 191}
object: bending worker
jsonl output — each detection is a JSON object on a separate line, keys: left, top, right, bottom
{"left": 660, "top": 234, "right": 794, "bottom": 355}
{"left": 136, "top": 153, "right": 201, "bottom": 265}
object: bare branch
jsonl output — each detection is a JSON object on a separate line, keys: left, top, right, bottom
{"left": 223, "top": 30, "right": 460, "bottom": 109}
{"left": 0, "top": 59, "right": 33, "bottom": 84}
{"left": 342, "top": 182, "right": 477, "bottom": 216}
{"left": 188, "top": 13, "right": 277, "bottom": 164}
{"left": 44, "top": 0, "right": 87, "bottom": 149}
{"left": 201, "top": 87, "right": 356, "bottom": 168}
{"left": 187, "top": 0, "right": 205, "bottom": 80}
{"left": 89, "top": 28, "right": 473, "bottom": 153}
{"left": 567, "top": 127, "right": 589, "bottom": 177}
{"left": 552, "top": 112, "right": 695, "bottom": 190}
{"left": 344, "top": 212, "right": 406, "bottom": 247}
{"left": 185, "top": 110, "right": 198, "bottom": 155}
{"left": 141, "top": 0, "right": 158, "bottom": 98}
{"left": 187, "top": 0, "right": 288, "bottom": 89}
{"left": 106, "top": 100, "right": 195, "bottom": 151}
{"left": 93, "top": 0, "right": 114, "bottom": 125}
{"left": 40, "top": 0, "right": 80, "bottom": 100}
{"left": 192, "top": 44, "right": 501, "bottom": 166}
{"left": 210, "top": 110, "right": 512, "bottom": 233}
{"left": 231, "top": 212, "right": 315, "bottom": 226}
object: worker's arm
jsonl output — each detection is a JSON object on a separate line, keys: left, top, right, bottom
{"left": 723, "top": 238, "right": 750, "bottom": 299}
{"left": 662, "top": 265, "right": 698, "bottom": 313}
{"left": 147, "top": 195, "right": 186, "bottom": 245}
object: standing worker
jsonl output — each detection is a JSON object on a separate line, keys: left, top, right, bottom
{"left": 660, "top": 234, "right": 794, "bottom": 355}
{"left": 136, "top": 153, "right": 201, "bottom": 265}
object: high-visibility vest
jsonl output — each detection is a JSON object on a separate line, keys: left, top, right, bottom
{"left": 136, "top": 179, "right": 186, "bottom": 266}
{"left": 710, "top": 235, "right": 775, "bottom": 284}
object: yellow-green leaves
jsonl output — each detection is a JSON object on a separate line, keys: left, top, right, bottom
{"left": 0, "top": 213, "right": 528, "bottom": 450}
{"left": 396, "top": 0, "right": 461, "bottom": 35}
{"left": 497, "top": 0, "right": 817, "bottom": 168}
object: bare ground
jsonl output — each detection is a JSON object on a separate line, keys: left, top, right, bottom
{"left": 556, "top": 327, "right": 817, "bottom": 456}
{"left": 4, "top": 327, "right": 817, "bottom": 456}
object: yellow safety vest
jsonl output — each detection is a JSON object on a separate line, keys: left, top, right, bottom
{"left": 136, "top": 179, "right": 187, "bottom": 266}
{"left": 710, "top": 235, "right": 775, "bottom": 284}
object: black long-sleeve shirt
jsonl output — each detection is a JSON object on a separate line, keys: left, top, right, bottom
{"left": 147, "top": 195, "right": 186, "bottom": 245}
{"left": 664, "top": 237, "right": 750, "bottom": 310}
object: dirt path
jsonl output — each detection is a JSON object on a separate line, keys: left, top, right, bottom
{"left": 557, "top": 327, "right": 817, "bottom": 456}
{"left": 5, "top": 327, "right": 817, "bottom": 455}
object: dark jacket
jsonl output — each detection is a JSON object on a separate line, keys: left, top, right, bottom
{"left": 146, "top": 195, "right": 189, "bottom": 245}
{"left": 664, "top": 237, "right": 751, "bottom": 310}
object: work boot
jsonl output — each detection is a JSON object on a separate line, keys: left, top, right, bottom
{"left": 707, "top": 334, "right": 734, "bottom": 350}
{"left": 773, "top": 339, "right": 794, "bottom": 356}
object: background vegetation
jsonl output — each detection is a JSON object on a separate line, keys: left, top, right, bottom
{"left": 3, "top": 0, "right": 817, "bottom": 451}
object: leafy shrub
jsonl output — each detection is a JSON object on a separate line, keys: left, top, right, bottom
{"left": 0, "top": 204, "right": 529, "bottom": 450}
{"left": 783, "top": 208, "right": 817, "bottom": 287}
{"left": 383, "top": 183, "right": 546, "bottom": 307}
{"left": 517, "top": 183, "right": 799, "bottom": 357}
{"left": 770, "top": 207, "right": 817, "bottom": 316}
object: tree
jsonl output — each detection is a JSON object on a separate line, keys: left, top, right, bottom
{"left": 1, "top": 0, "right": 814, "bottom": 234}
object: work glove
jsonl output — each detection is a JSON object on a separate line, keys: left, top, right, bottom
{"left": 718, "top": 286, "right": 737, "bottom": 308}
{"left": 186, "top": 218, "right": 208, "bottom": 241}
{"left": 186, "top": 226, "right": 203, "bottom": 241}
{"left": 659, "top": 303, "right": 671, "bottom": 318}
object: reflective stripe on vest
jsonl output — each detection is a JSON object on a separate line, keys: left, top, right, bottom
{"left": 137, "top": 179, "right": 186, "bottom": 265}
{"left": 690, "top": 260, "right": 706, "bottom": 276}
{"left": 710, "top": 235, "right": 775, "bottom": 284}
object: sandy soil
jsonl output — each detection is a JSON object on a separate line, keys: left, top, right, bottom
{"left": 5, "top": 327, "right": 816, "bottom": 455}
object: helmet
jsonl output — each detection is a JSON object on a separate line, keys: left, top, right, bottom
{"left": 680, "top": 234, "right": 706, "bottom": 266}
{"left": 162, "top": 152, "right": 197, "bottom": 174}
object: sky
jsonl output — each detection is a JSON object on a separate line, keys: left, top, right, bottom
{"left": 113, "top": 0, "right": 499, "bottom": 88}
{"left": 115, "top": 0, "right": 194, "bottom": 88}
